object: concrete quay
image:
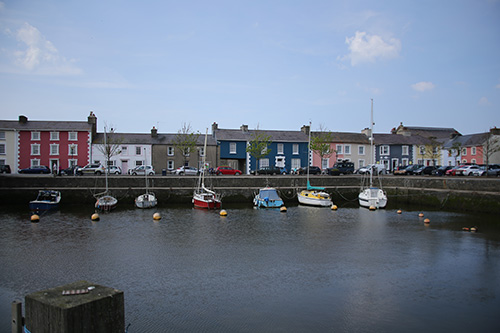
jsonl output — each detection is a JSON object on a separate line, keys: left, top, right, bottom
{"left": 1, "top": 174, "right": 499, "bottom": 214}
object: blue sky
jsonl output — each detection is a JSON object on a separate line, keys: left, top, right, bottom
{"left": 1, "top": 0, "right": 499, "bottom": 135}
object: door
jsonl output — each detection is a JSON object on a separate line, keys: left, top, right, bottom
{"left": 121, "top": 160, "right": 129, "bottom": 174}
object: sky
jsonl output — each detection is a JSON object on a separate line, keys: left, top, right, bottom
{"left": 0, "top": 0, "right": 499, "bottom": 135}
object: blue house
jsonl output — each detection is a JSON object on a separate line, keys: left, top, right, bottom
{"left": 212, "top": 123, "right": 309, "bottom": 174}
{"left": 373, "top": 133, "right": 431, "bottom": 171}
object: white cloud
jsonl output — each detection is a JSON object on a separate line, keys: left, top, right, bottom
{"left": 496, "top": 83, "right": 500, "bottom": 89}
{"left": 10, "top": 22, "right": 81, "bottom": 75}
{"left": 342, "top": 31, "right": 401, "bottom": 66}
{"left": 479, "top": 97, "right": 490, "bottom": 106}
{"left": 411, "top": 81, "right": 435, "bottom": 92}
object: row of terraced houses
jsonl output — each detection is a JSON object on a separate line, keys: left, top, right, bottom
{"left": 1, "top": 112, "right": 499, "bottom": 174}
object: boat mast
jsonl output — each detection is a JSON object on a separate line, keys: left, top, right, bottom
{"left": 307, "top": 121, "right": 311, "bottom": 186}
{"left": 104, "top": 126, "right": 109, "bottom": 193}
{"left": 144, "top": 147, "right": 148, "bottom": 193}
{"left": 370, "top": 99, "right": 374, "bottom": 187}
{"left": 200, "top": 128, "right": 208, "bottom": 189}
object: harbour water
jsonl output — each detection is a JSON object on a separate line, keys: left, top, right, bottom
{"left": 1, "top": 203, "right": 499, "bottom": 332}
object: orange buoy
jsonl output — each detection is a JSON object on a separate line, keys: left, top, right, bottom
{"left": 419, "top": 213, "right": 424, "bottom": 218}
{"left": 424, "top": 218, "right": 430, "bottom": 224}
{"left": 397, "top": 210, "right": 402, "bottom": 214}
{"left": 153, "top": 212, "right": 161, "bottom": 220}
{"left": 280, "top": 206, "right": 287, "bottom": 212}
{"left": 91, "top": 213, "right": 100, "bottom": 221}
{"left": 331, "top": 205, "right": 338, "bottom": 210}
{"left": 31, "top": 214, "right": 40, "bottom": 223}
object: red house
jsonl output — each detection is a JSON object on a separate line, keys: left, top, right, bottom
{"left": 3, "top": 113, "right": 97, "bottom": 173}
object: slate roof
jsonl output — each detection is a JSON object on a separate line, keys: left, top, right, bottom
{"left": 214, "top": 128, "right": 309, "bottom": 142}
{"left": 442, "top": 133, "right": 489, "bottom": 148}
{"left": 393, "top": 124, "right": 460, "bottom": 139}
{"left": 373, "top": 133, "right": 432, "bottom": 145}
{"left": 0, "top": 120, "right": 92, "bottom": 131}
{"left": 93, "top": 132, "right": 217, "bottom": 146}
{"left": 312, "top": 131, "right": 370, "bottom": 144}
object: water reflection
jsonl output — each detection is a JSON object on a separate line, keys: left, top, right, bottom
{"left": 0, "top": 205, "right": 499, "bottom": 332}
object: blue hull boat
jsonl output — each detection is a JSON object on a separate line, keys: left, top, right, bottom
{"left": 29, "top": 190, "right": 61, "bottom": 211}
{"left": 253, "top": 187, "right": 284, "bottom": 208}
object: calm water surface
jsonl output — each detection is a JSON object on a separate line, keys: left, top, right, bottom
{"left": 1, "top": 204, "right": 499, "bottom": 332}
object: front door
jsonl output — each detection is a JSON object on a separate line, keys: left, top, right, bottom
{"left": 121, "top": 160, "right": 129, "bottom": 174}
{"left": 50, "top": 159, "right": 59, "bottom": 174}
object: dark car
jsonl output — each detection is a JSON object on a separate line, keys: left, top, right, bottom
{"left": 251, "top": 166, "right": 287, "bottom": 175}
{"left": 486, "top": 164, "right": 500, "bottom": 177}
{"left": 298, "top": 166, "right": 322, "bottom": 175}
{"left": 0, "top": 165, "right": 11, "bottom": 174}
{"left": 414, "top": 165, "right": 438, "bottom": 175}
{"left": 394, "top": 164, "right": 423, "bottom": 175}
{"left": 59, "top": 165, "right": 80, "bottom": 176}
{"left": 432, "top": 166, "right": 453, "bottom": 176}
{"left": 327, "top": 161, "right": 354, "bottom": 175}
{"left": 19, "top": 165, "right": 51, "bottom": 174}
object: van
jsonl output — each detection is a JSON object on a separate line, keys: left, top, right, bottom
{"left": 0, "top": 165, "right": 11, "bottom": 174}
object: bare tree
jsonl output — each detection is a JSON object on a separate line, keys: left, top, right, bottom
{"left": 447, "top": 140, "right": 463, "bottom": 166}
{"left": 173, "top": 123, "right": 200, "bottom": 167}
{"left": 310, "top": 124, "right": 335, "bottom": 168}
{"left": 483, "top": 128, "right": 500, "bottom": 168}
{"left": 95, "top": 125, "right": 122, "bottom": 166}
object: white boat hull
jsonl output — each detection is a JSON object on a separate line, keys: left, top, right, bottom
{"left": 95, "top": 195, "right": 118, "bottom": 211}
{"left": 297, "top": 190, "right": 332, "bottom": 207}
{"left": 358, "top": 188, "right": 387, "bottom": 209}
{"left": 135, "top": 193, "right": 157, "bottom": 209}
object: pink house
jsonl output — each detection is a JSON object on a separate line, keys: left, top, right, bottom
{"left": 6, "top": 113, "right": 96, "bottom": 173}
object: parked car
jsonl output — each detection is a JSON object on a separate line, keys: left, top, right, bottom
{"left": 486, "top": 164, "right": 500, "bottom": 177}
{"left": 215, "top": 166, "right": 242, "bottom": 175}
{"left": 327, "top": 162, "right": 354, "bottom": 175}
{"left": 251, "top": 166, "right": 287, "bottom": 175}
{"left": 128, "top": 165, "right": 155, "bottom": 176}
{"left": 173, "top": 166, "right": 199, "bottom": 175}
{"left": 457, "top": 165, "right": 480, "bottom": 176}
{"left": 432, "top": 166, "right": 453, "bottom": 176}
{"left": 59, "top": 165, "right": 80, "bottom": 176}
{"left": 394, "top": 164, "right": 418, "bottom": 175}
{"left": 76, "top": 163, "right": 105, "bottom": 175}
{"left": 106, "top": 166, "right": 122, "bottom": 175}
{"left": 0, "top": 165, "right": 11, "bottom": 174}
{"left": 19, "top": 165, "right": 51, "bottom": 174}
{"left": 445, "top": 165, "right": 463, "bottom": 176}
{"left": 357, "top": 164, "right": 387, "bottom": 175}
{"left": 298, "top": 166, "right": 322, "bottom": 175}
{"left": 414, "top": 165, "right": 439, "bottom": 176}
{"left": 472, "top": 165, "right": 488, "bottom": 177}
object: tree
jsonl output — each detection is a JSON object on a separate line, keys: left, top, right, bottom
{"left": 447, "top": 140, "right": 462, "bottom": 166}
{"left": 173, "top": 123, "right": 200, "bottom": 167}
{"left": 483, "top": 128, "right": 500, "bottom": 168}
{"left": 246, "top": 128, "right": 272, "bottom": 173}
{"left": 419, "top": 136, "right": 441, "bottom": 166}
{"left": 310, "top": 125, "right": 335, "bottom": 168}
{"left": 95, "top": 125, "right": 122, "bottom": 166}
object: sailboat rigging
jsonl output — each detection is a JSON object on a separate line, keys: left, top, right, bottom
{"left": 358, "top": 99, "right": 388, "bottom": 209}
{"left": 192, "top": 129, "right": 222, "bottom": 209}
{"left": 297, "top": 122, "right": 333, "bottom": 207}
{"left": 95, "top": 127, "right": 118, "bottom": 211}
{"left": 135, "top": 147, "right": 157, "bottom": 208}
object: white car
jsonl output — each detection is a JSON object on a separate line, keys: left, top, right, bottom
{"left": 357, "top": 164, "right": 387, "bottom": 175}
{"left": 174, "top": 166, "right": 199, "bottom": 175}
{"left": 128, "top": 165, "right": 155, "bottom": 176}
{"left": 457, "top": 165, "right": 480, "bottom": 176}
{"left": 106, "top": 166, "right": 122, "bottom": 175}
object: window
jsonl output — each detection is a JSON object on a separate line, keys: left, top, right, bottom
{"left": 344, "top": 145, "right": 351, "bottom": 155}
{"left": 167, "top": 160, "right": 174, "bottom": 169}
{"left": 68, "top": 159, "right": 78, "bottom": 167}
{"left": 471, "top": 147, "right": 476, "bottom": 155}
{"left": 277, "top": 144, "right": 284, "bottom": 155}
{"left": 50, "top": 144, "right": 59, "bottom": 155}
{"left": 121, "top": 146, "right": 128, "bottom": 154}
{"left": 31, "top": 131, "right": 40, "bottom": 140}
{"left": 259, "top": 158, "right": 269, "bottom": 168}
{"left": 261, "top": 146, "right": 268, "bottom": 155}
{"left": 183, "top": 147, "right": 190, "bottom": 157}
{"left": 136, "top": 146, "right": 142, "bottom": 155}
{"left": 380, "top": 145, "right": 390, "bottom": 155}
{"left": 230, "top": 142, "right": 237, "bottom": 154}
{"left": 462, "top": 148, "right": 467, "bottom": 156}
{"left": 30, "top": 159, "right": 40, "bottom": 167}
{"left": 321, "top": 158, "right": 329, "bottom": 169}
{"left": 293, "top": 144, "right": 299, "bottom": 155}
{"left": 135, "top": 160, "right": 143, "bottom": 167}
{"left": 50, "top": 132, "right": 59, "bottom": 140}
{"left": 471, "top": 159, "right": 476, "bottom": 164}
{"left": 358, "top": 145, "right": 365, "bottom": 155}
{"left": 402, "top": 158, "right": 409, "bottom": 166}
{"left": 167, "top": 147, "right": 174, "bottom": 156}
{"left": 402, "top": 145, "right": 409, "bottom": 155}
{"left": 0, "top": 144, "right": 5, "bottom": 155}
{"left": 336, "top": 144, "right": 343, "bottom": 154}
{"left": 358, "top": 159, "right": 365, "bottom": 167}
{"left": 68, "top": 144, "right": 78, "bottom": 156}
{"left": 31, "top": 144, "right": 40, "bottom": 155}
{"left": 0, "top": 131, "right": 5, "bottom": 140}
{"left": 68, "top": 132, "right": 78, "bottom": 141}
{"left": 291, "top": 158, "right": 301, "bottom": 169}
{"left": 419, "top": 146, "right": 426, "bottom": 155}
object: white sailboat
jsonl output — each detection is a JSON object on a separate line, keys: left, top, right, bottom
{"left": 297, "top": 122, "right": 333, "bottom": 207}
{"left": 358, "top": 99, "right": 387, "bottom": 209}
{"left": 192, "top": 129, "right": 222, "bottom": 209}
{"left": 135, "top": 148, "right": 157, "bottom": 208}
{"left": 95, "top": 127, "right": 118, "bottom": 211}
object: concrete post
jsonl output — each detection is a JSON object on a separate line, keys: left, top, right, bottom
{"left": 11, "top": 301, "right": 22, "bottom": 333}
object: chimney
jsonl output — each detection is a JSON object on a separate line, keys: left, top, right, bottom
{"left": 151, "top": 126, "right": 158, "bottom": 138}
{"left": 19, "top": 115, "right": 28, "bottom": 124}
{"left": 240, "top": 124, "right": 248, "bottom": 132}
{"left": 301, "top": 125, "right": 310, "bottom": 136}
{"left": 361, "top": 127, "right": 371, "bottom": 137}
{"left": 87, "top": 111, "right": 97, "bottom": 138}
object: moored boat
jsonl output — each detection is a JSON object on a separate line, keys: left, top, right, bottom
{"left": 95, "top": 126, "right": 118, "bottom": 211}
{"left": 254, "top": 187, "right": 284, "bottom": 208}
{"left": 135, "top": 193, "right": 157, "bottom": 209}
{"left": 29, "top": 190, "right": 61, "bottom": 211}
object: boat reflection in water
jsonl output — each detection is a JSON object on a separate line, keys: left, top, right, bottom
{"left": 1, "top": 205, "right": 499, "bottom": 332}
